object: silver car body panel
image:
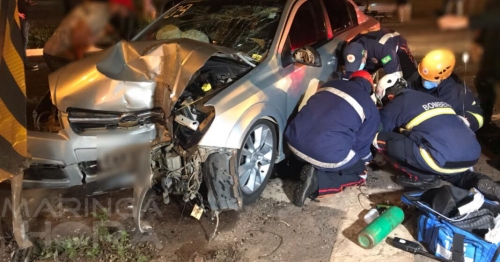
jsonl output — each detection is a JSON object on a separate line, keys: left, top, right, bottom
{"left": 50, "top": 39, "right": 240, "bottom": 114}
{"left": 27, "top": 0, "right": 379, "bottom": 188}
{"left": 49, "top": 47, "right": 157, "bottom": 112}
{"left": 199, "top": 0, "right": 379, "bottom": 151}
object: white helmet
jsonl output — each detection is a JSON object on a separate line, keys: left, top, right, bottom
{"left": 375, "top": 73, "right": 407, "bottom": 101}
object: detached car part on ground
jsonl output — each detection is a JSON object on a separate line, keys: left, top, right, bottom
{"left": 27, "top": 0, "right": 378, "bottom": 232}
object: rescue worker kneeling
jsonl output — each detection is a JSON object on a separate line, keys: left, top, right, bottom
{"left": 343, "top": 28, "right": 417, "bottom": 81}
{"left": 285, "top": 71, "right": 380, "bottom": 207}
{"left": 408, "top": 49, "right": 483, "bottom": 131}
{"left": 374, "top": 75, "right": 500, "bottom": 200}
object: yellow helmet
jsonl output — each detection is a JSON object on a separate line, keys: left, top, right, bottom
{"left": 418, "top": 49, "right": 456, "bottom": 82}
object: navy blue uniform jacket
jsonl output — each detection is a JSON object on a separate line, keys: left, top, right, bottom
{"left": 352, "top": 28, "right": 406, "bottom": 75}
{"left": 408, "top": 74, "right": 483, "bottom": 131}
{"left": 285, "top": 78, "right": 380, "bottom": 170}
{"left": 380, "top": 89, "right": 481, "bottom": 167}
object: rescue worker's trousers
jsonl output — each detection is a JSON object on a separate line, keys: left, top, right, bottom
{"left": 316, "top": 159, "right": 366, "bottom": 196}
{"left": 376, "top": 131, "right": 486, "bottom": 189}
{"left": 291, "top": 154, "right": 366, "bottom": 196}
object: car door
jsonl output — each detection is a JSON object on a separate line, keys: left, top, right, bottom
{"left": 276, "top": 0, "right": 332, "bottom": 117}
{"left": 321, "top": 0, "right": 362, "bottom": 73}
{"left": 277, "top": 0, "right": 360, "bottom": 116}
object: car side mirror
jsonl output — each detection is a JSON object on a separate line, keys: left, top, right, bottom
{"left": 292, "top": 45, "right": 322, "bottom": 67}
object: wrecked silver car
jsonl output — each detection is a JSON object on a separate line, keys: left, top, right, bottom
{"left": 26, "top": 0, "right": 378, "bottom": 231}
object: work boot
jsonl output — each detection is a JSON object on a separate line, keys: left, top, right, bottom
{"left": 476, "top": 178, "right": 500, "bottom": 201}
{"left": 396, "top": 174, "right": 441, "bottom": 189}
{"left": 293, "top": 164, "right": 318, "bottom": 207}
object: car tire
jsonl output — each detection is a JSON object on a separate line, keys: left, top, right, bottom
{"left": 237, "top": 119, "right": 277, "bottom": 205}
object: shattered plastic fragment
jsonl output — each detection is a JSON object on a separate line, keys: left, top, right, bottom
{"left": 191, "top": 204, "right": 204, "bottom": 220}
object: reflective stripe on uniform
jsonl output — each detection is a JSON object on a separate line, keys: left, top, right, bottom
{"left": 467, "top": 111, "right": 484, "bottom": 129}
{"left": 361, "top": 152, "right": 372, "bottom": 161}
{"left": 317, "top": 87, "right": 366, "bottom": 122}
{"left": 288, "top": 143, "right": 356, "bottom": 169}
{"left": 379, "top": 32, "right": 400, "bottom": 45}
{"left": 406, "top": 108, "right": 456, "bottom": 130}
{"left": 405, "top": 107, "right": 462, "bottom": 174}
{"left": 419, "top": 148, "right": 469, "bottom": 174}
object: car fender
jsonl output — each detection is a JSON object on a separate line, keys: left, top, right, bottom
{"left": 199, "top": 102, "right": 285, "bottom": 154}
{"left": 227, "top": 102, "right": 285, "bottom": 149}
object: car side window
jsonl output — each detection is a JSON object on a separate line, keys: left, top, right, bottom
{"left": 288, "top": 0, "right": 327, "bottom": 50}
{"left": 322, "top": 0, "right": 355, "bottom": 33}
{"left": 346, "top": 1, "right": 359, "bottom": 26}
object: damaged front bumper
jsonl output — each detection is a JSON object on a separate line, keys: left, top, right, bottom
{"left": 25, "top": 112, "right": 157, "bottom": 191}
{"left": 26, "top": 39, "right": 249, "bottom": 234}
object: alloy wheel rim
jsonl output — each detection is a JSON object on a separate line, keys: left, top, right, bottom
{"left": 238, "top": 124, "right": 273, "bottom": 194}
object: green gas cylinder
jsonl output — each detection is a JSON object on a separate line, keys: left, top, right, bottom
{"left": 357, "top": 206, "right": 405, "bottom": 249}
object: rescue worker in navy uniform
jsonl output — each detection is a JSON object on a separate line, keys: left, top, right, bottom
{"left": 439, "top": 0, "right": 500, "bottom": 133}
{"left": 285, "top": 71, "right": 380, "bottom": 207}
{"left": 343, "top": 28, "right": 417, "bottom": 81}
{"left": 373, "top": 74, "right": 500, "bottom": 200}
{"left": 408, "top": 49, "right": 483, "bottom": 132}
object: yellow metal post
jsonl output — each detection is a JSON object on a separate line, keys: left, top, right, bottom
{"left": 0, "top": 0, "right": 32, "bottom": 251}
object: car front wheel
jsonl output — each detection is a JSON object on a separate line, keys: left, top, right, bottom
{"left": 238, "top": 119, "right": 277, "bottom": 205}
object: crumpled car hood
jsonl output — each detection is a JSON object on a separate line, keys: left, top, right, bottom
{"left": 49, "top": 39, "right": 240, "bottom": 115}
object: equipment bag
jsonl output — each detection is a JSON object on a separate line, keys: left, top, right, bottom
{"left": 402, "top": 191, "right": 500, "bottom": 262}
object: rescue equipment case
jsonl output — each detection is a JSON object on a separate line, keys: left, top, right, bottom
{"left": 402, "top": 191, "right": 500, "bottom": 262}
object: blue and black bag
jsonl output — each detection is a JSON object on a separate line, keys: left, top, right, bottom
{"left": 402, "top": 190, "right": 500, "bottom": 262}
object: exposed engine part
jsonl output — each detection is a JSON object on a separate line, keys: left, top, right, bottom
{"left": 172, "top": 57, "right": 250, "bottom": 149}
{"left": 175, "top": 115, "right": 199, "bottom": 131}
{"left": 175, "top": 97, "right": 200, "bottom": 130}
{"left": 152, "top": 143, "right": 204, "bottom": 206}
{"left": 179, "top": 57, "right": 251, "bottom": 101}
{"left": 165, "top": 153, "right": 182, "bottom": 175}
{"left": 30, "top": 53, "right": 251, "bottom": 232}
{"left": 151, "top": 80, "right": 241, "bottom": 210}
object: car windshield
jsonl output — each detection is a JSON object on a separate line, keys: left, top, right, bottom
{"left": 134, "top": 0, "right": 285, "bottom": 60}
